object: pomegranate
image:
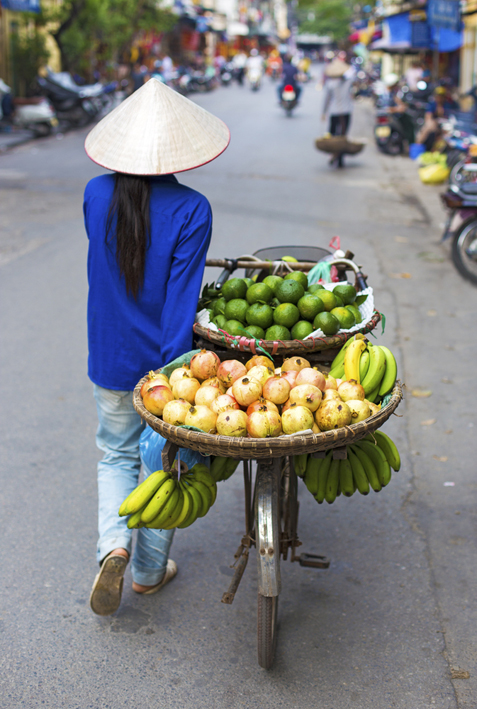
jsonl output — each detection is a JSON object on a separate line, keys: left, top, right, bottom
{"left": 280, "top": 370, "right": 298, "bottom": 388}
{"left": 367, "top": 401, "right": 381, "bottom": 415}
{"left": 246, "top": 355, "right": 274, "bottom": 371}
{"left": 201, "top": 376, "right": 226, "bottom": 393}
{"left": 312, "top": 422, "right": 321, "bottom": 434}
{"left": 262, "top": 376, "right": 290, "bottom": 405}
{"left": 169, "top": 366, "right": 192, "bottom": 387}
{"left": 162, "top": 399, "right": 190, "bottom": 426}
{"left": 246, "top": 398, "right": 279, "bottom": 415}
{"left": 140, "top": 371, "right": 170, "bottom": 397}
{"left": 195, "top": 385, "right": 221, "bottom": 408}
{"left": 226, "top": 386, "right": 234, "bottom": 397}
{"left": 232, "top": 376, "right": 263, "bottom": 407}
{"left": 247, "top": 410, "right": 282, "bottom": 438}
{"left": 346, "top": 399, "right": 371, "bottom": 423}
{"left": 172, "top": 377, "right": 201, "bottom": 404}
{"left": 211, "top": 394, "right": 240, "bottom": 415}
{"left": 289, "top": 384, "right": 322, "bottom": 412}
{"left": 184, "top": 405, "right": 217, "bottom": 433}
{"left": 281, "top": 398, "right": 293, "bottom": 414}
{"left": 217, "top": 359, "right": 247, "bottom": 387}
{"left": 295, "top": 367, "right": 326, "bottom": 392}
{"left": 216, "top": 409, "right": 248, "bottom": 437}
{"left": 315, "top": 400, "right": 352, "bottom": 431}
{"left": 142, "top": 385, "right": 174, "bottom": 416}
{"left": 190, "top": 349, "right": 220, "bottom": 381}
{"left": 274, "top": 367, "right": 282, "bottom": 375}
{"left": 338, "top": 379, "right": 365, "bottom": 402}
{"left": 281, "top": 406, "right": 314, "bottom": 434}
{"left": 322, "top": 388, "right": 341, "bottom": 401}
{"left": 323, "top": 374, "right": 338, "bottom": 391}
{"left": 336, "top": 379, "right": 344, "bottom": 387}
{"left": 281, "top": 356, "right": 310, "bottom": 373}
{"left": 247, "top": 364, "right": 274, "bottom": 387}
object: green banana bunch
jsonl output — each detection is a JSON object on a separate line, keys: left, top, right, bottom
{"left": 210, "top": 456, "right": 240, "bottom": 482}
{"left": 293, "top": 453, "right": 308, "bottom": 478}
{"left": 301, "top": 431, "right": 400, "bottom": 504}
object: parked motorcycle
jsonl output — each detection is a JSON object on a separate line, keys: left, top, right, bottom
{"left": 248, "top": 67, "right": 262, "bottom": 92}
{"left": 0, "top": 78, "right": 57, "bottom": 137}
{"left": 374, "top": 96, "right": 426, "bottom": 155}
{"left": 220, "top": 63, "right": 233, "bottom": 87}
{"left": 280, "top": 84, "right": 298, "bottom": 117}
{"left": 36, "top": 70, "right": 105, "bottom": 128}
{"left": 440, "top": 159, "right": 477, "bottom": 285}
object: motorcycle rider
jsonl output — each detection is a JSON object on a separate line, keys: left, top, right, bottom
{"left": 246, "top": 48, "right": 264, "bottom": 88}
{"left": 232, "top": 51, "right": 247, "bottom": 86}
{"left": 277, "top": 55, "right": 301, "bottom": 103}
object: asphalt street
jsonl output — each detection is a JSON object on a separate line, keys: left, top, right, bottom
{"left": 0, "top": 71, "right": 476, "bottom": 708}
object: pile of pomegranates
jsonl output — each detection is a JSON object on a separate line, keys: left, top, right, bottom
{"left": 140, "top": 350, "right": 381, "bottom": 438}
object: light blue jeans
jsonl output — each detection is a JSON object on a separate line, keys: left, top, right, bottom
{"left": 93, "top": 384, "right": 175, "bottom": 586}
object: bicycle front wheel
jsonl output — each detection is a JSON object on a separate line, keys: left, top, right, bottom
{"left": 257, "top": 594, "right": 278, "bottom": 669}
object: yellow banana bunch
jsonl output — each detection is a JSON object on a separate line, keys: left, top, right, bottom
{"left": 118, "top": 462, "right": 218, "bottom": 530}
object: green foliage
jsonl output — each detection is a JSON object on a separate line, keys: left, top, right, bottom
{"left": 297, "top": 0, "right": 352, "bottom": 41}
{"left": 47, "top": 0, "right": 177, "bottom": 75}
{"left": 11, "top": 15, "right": 50, "bottom": 95}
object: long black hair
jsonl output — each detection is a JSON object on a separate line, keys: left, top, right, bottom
{"left": 106, "top": 173, "right": 151, "bottom": 300}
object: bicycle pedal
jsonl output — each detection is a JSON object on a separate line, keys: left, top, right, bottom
{"left": 298, "top": 553, "right": 330, "bottom": 569}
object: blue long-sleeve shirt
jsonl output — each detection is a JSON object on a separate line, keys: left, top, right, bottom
{"left": 84, "top": 173, "right": 212, "bottom": 391}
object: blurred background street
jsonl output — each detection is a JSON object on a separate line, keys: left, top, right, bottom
{"left": 1, "top": 74, "right": 476, "bottom": 708}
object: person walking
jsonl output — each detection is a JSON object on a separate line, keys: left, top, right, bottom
{"left": 84, "top": 79, "right": 230, "bottom": 616}
{"left": 321, "top": 57, "right": 355, "bottom": 167}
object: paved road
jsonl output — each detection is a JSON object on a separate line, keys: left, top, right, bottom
{"left": 1, "top": 73, "right": 476, "bottom": 708}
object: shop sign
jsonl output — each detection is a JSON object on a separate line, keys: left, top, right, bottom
{"left": 427, "top": 0, "right": 461, "bottom": 30}
{"left": 411, "top": 20, "right": 431, "bottom": 46}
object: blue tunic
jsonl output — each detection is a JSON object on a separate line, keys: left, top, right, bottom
{"left": 84, "top": 173, "right": 212, "bottom": 391}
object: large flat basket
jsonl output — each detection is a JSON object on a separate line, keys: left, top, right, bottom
{"left": 193, "top": 310, "right": 381, "bottom": 356}
{"left": 133, "top": 378, "right": 403, "bottom": 460}
{"left": 315, "top": 136, "right": 366, "bottom": 155}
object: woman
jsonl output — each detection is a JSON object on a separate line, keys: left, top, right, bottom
{"left": 321, "top": 57, "right": 355, "bottom": 168}
{"left": 85, "top": 79, "right": 230, "bottom": 616}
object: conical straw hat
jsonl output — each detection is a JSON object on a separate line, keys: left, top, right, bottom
{"left": 84, "top": 78, "right": 230, "bottom": 175}
{"left": 324, "top": 58, "right": 350, "bottom": 78}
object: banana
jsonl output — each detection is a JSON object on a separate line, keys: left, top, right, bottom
{"left": 147, "top": 485, "right": 181, "bottom": 529}
{"left": 183, "top": 482, "right": 204, "bottom": 518}
{"left": 369, "top": 430, "right": 401, "bottom": 471}
{"left": 160, "top": 489, "right": 185, "bottom": 529}
{"left": 119, "top": 470, "right": 170, "bottom": 516}
{"left": 347, "top": 448, "right": 369, "bottom": 495}
{"left": 358, "top": 348, "right": 370, "bottom": 382}
{"left": 315, "top": 450, "right": 333, "bottom": 504}
{"left": 377, "top": 346, "right": 398, "bottom": 396}
{"left": 210, "top": 456, "right": 228, "bottom": 482}
{"left": 187, "top": 471, "right": 217, "bottom": 506}
{"left": 304, "top": 456, "right": 320, "bottom": 495}
{"left": 294, "top": 454, "right": 308, "bottom": 478}
{"left": 188, "top": 463, "right": 212, "bottom": 479}
{"left": 329, "top": 364, "right": 345, "bottom": 379}
{"left": 351, "top": 443, "right": 382, "bottom": 492}
{"left": 177, "top": 483, "right": 201, "bottom": 528}
{"left": 127, "top": 507, "right": 146, "bottom": 529}
{"left": 339, "top": 458, "right": 354, "bottom": 497}
{"left": 344, "top": 338, "right": 367, "bottom": 383}
{"left": 141, "top": 477, "right": 176, "bottom": 523}
{"left": 171, "top": 482, "right": 193, "bottom": 528}
{"left": 366, "top": 381, "right": 381, "bottom": 403}
{"left": 325, "top": 458, "right": 340, "bottom": 504}
{"left": 186, "top": 479, "right": 212, "bottom": 517}
{"left": 360, "top": 343, "right": 386, "bottom": 395}
{"left": 356, "top": 440, "right": 391, "bottom": 487}
{"left": 221, "top": 457, "right": 240, "bottom": 481}
{"left": 330, "top": 333, "right": 366, "bottom": 371}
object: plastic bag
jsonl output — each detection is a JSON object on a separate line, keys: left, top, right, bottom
{"left": 140, "top": 425, "right": 210, "bottom": 476}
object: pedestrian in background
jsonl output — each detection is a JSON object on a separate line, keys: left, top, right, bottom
{"left": 84, "top": 79, "right": 230, "bottom": 616}
{"left": 321, "top": 57, "right": 355, "bottom": 167}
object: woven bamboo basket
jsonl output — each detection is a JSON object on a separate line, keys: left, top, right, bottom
{"left": 133, "top": 378, "right": 403, "bottom": 460}
{"left": 315, "top": 136, "right": 366, "bottom": 155}
{"left": 193, "top": 310, "right": 381, "bottom": 356}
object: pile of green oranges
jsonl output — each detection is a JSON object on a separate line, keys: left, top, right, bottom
{"left": 204, "top": 272, "right": 366, "bottom": 340}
